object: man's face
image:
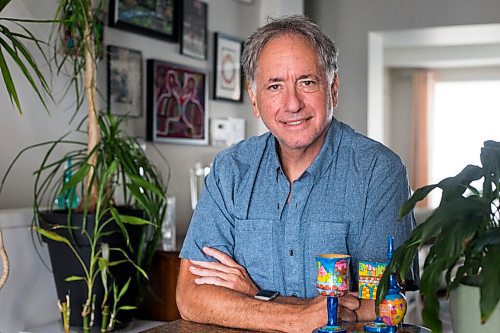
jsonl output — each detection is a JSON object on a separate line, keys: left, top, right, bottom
{"left": 248, "top": 34, "right": 338, "bottom": 154}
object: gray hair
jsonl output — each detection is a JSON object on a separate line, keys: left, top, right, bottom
{"left": 242, "top": 15, "right": 339, "bottom": 90}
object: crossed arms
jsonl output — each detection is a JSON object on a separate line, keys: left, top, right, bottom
{"left": 176, "top": 247, "right": 375, "bottom": 333}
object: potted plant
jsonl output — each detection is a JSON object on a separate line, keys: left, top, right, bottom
{"left": 1, "top": 0, "right": 169, "bottom": 331}
{"left": 376, "top": 140, "right": 500, "bottom": 333}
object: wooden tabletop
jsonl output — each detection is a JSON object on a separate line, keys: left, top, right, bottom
{"left": 141, "top": 320, "right": 431, "bottom": 333}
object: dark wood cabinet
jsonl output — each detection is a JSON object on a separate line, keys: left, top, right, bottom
{"left": 138, "top": 250, "right": 181, "bottom": 321}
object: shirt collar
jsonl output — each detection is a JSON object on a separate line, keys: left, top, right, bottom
{"left": 306, "top": 118, "right": 342, "bottom": 184}
{"left": 269, "top": 118, "right": 343, "bottom": 184}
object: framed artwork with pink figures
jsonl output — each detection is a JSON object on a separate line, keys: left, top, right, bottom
{"left": 146, "top": 59, "right": 208, "bottom": 145}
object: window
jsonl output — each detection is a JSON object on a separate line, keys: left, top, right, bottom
{"left": 428, "top": 77, "right": 500, "bottom": 207}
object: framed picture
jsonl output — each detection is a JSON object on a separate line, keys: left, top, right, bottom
{"left": 146, "top": 59, "right": 208, "bottom": 145}
{"left": 180, "top": 0, "right": 207, "bottom": 60}
{"left": 213, "top": 32, "right": 244, "bottom": 102}
{"left": 109, "top": 0, "right": 179, "bottom": 42}
{"left": 107, "top": 45, "right": 143, "bottom": 117}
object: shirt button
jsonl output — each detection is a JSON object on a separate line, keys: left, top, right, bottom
{"left": 289, "top": 249, "right": 294, "bottom": 256}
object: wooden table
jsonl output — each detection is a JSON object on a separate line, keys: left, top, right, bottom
{"left": 141, "top": 320, "right": 430, "bottom": 332}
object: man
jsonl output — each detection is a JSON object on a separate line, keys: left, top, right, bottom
{"left": 176, "top": 15, "right": 416, "bottom": 332}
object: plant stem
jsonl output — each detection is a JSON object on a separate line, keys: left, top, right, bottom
{"left": 82, "top": 301, "right": 90, "bottom": 333}
{"left": 82, "top": 1, "right": 100, "bottom": 213}
{"left": 101, "top": 305, "right": 109, "bottom": 332}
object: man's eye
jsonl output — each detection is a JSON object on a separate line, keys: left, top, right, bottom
{"left": 299, "top": 80, "right": 318, "bottom": 91}
{"left": 268, "top": 84, "right": 280, "bottom": 91}
{"left": 301, "top": 80, "right": 315, "bottom": 86}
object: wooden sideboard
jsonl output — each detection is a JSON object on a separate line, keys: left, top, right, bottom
{"left": 138, "top": 250, "right": 182, "bottom": 321}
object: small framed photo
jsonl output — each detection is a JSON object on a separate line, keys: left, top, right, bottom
{"left": 109, "top": 0, "right": 179, "bottom": 42}
{"left": 180, "top": 0, "right": 208, "bottom": 60}
{"left": 213, "top": 32, "right": 244, "bottom": 102}
{"left": 146, "top": 59, "right": 208, "bottom": 145}
{"left": 107, "top": 45, "right": 143, "bottom": 117}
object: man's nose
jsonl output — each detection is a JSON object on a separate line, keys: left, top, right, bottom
{"left": 284, "top": 86, "right": 304, "bottom": 112}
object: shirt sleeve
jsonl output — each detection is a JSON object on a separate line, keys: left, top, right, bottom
{"left": 350, "top": 156, "right": 419, "bottom": 288}
{"left": 179, "top": 155, "right": 236, "bottom": 262}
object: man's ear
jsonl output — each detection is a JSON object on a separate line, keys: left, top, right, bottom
{"left": 247, "top": 84, "right": 260, "bottom": 118}
{"left": 331, "top": 75, "right": 339, "bottom": 108}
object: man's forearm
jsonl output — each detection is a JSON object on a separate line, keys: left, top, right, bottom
{"left": 176, "top": 260, "right": 326, "bottom": 333}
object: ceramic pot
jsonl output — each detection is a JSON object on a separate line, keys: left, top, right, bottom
{"left": 450, "top": 282, "right": 500, "bottom": 333}
{"left": 39, "top": 207, "right": 145, "bottom": 328}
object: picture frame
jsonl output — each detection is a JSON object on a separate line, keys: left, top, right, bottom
{"left": 213, "top": 32, "right": 244, "bottom": 102}
{"left": 109, "top": 0, "right": 179, "bottom": 42}
{"left": 107, "top": 45, "right": 143, "bottom": 117}
{"left": 146, "top": 59, "right": 208, "bottom": 145}
{"left": 180, "top": 0, "right": 208, "bottom": 60}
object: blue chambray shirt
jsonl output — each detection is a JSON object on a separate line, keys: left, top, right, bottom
{"left": 180, "top": 118, "right": 416, "bottom": 298}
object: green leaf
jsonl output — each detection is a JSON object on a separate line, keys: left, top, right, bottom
{"left": 61, "top": 163, "right": 91, "bottom": 193}
{"left": 420, "top": 258, "right": 449, "bottom": 332}
{"left": 399, "top": 184, "right": 438, "bottom": 217}
{"left": 0, "top": 45, "right": 21, "bottom": 112}
{"left": 110, "top": 247, "right": 148, "bottom": 280}
{"left": 117, "top": 305, "right": 137, "bottom": 311}
{"left": 421, "top": 295, "right": 442, "bottom": 333}
{"left": 107, "top": 259, "right": 127, "bottom": 267}
{"left": 110, "top": 207, "right": 130, "bottom": 247}
{"left": 0, "top": 1, "right": 11, "bottom": 11}
{"left": 119, "top": 214, "right": 153, "bottom": 226}
{"left": 420, "top": 197, "right": 489, "bottom": 243}
{"left": 65, "top": 275, "right": 85, "bottom": 282}
{"left": 127, "top": 174, "right": 164, "bottom": 197}
{"left": 0, "top": 21, "right": 52, "bottom": 114}
{"left": 117, "top": 278, "right": 131, "bottom": 300}
{"left": 102, "top": 160, "right": 118, "bottom": 183}
{"left": 34, "top": 226, "right": 71, "bottom": 246}
{"left": 472, "top": 229, "right": 500, "bottom": 252}
{"left": 479, "top": 246, "right": 500, "bottom": 323}
{"left": 438, "top": 165, "right": 483, "bottom": 202}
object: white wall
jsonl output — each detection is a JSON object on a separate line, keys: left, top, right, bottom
{"left": 0, "top": 0, "right": 304, "bottom": 238}
{"left": 305, "top": 0, "right": 500, "bottom": 135}
{"left": 0, "top": 209, "right": 60, "bottom": 332}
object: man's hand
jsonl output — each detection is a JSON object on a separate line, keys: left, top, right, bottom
{"left": 338, "top": 292, "right": 361, "bottom": 322}
{"left": 188, "top": 247, "right": 259, "bottom": 296}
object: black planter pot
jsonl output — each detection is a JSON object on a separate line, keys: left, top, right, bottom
{"left": 40, "top": 207, "right": 146, "bottom": 329}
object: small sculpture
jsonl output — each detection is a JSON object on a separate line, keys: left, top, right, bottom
{"left": 378, "top": 236, "right": 407, "bottom": 332}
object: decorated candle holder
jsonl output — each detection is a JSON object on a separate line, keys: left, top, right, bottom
{"left": 358, "top": 260, "right": 389, "bottom": 332}
{"left": 314, "top": 254, "right": 351, "bottom": 333}
{"left": 378, "top": 237, "right": 407, "bottom": 332}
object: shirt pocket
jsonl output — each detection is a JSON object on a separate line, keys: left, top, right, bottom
{"left": 234, "top": 218, "right": 274, "bottom": 289}
{"left": 305, "top": 220, "right": 349, "bottom": 297}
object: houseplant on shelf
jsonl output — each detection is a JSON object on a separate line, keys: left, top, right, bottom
{"left": 1, "top": 0, "right": 169, "bottom": 332}
{"left": 376, "top": 140, "right": 500, "bottom": 333}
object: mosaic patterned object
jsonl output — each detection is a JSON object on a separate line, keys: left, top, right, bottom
{"left": 316, "top": 254, "right": 350, "bottom": 297}
{"left": 358, "top": 260, "right": 388, "bottom": 300}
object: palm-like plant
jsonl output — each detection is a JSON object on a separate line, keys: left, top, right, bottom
{"left": 376, "top": 140, "right": 500, "bottom": 332}
{"left": 1, "top": 1, "right": 169, "bottom": 331}
{"left": 52, "top": 0, "right": 106, "bottom": 212}
{"left": 0, "top": 0, "right": 53, "bottom": 114}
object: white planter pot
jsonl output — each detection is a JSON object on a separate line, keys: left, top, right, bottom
{"left": 449, "top": 283, "right": 500, "bottom": 333}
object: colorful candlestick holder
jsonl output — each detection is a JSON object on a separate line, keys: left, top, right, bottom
{"left": 314, "top": 254, "right": 351, "bottom": 333}
{"left": 378, "top": 237, "right": 407, "bottom": 332}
